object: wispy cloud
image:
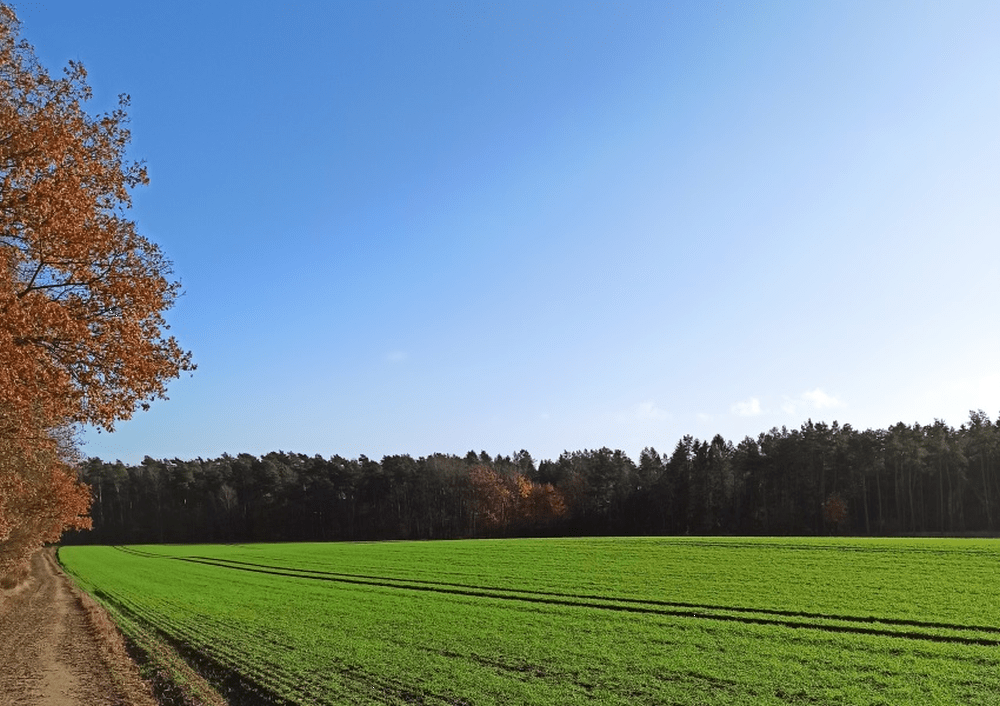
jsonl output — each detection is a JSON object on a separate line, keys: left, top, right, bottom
{"left": 731, "top": 398, "right": 762, "bottom": 417}
{"left": 782, "top": 388, "right": 845, "bottom": 415}
{"left": 633, "top": 400, "right": 669, "bottom": 422}
{"left": 802, "top": 388, "right": 843, "bottom": 409}
{"left": 616, "top": 401, "right": 669, "bottom": 427}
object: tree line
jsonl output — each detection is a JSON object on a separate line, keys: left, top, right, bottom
{"left": 65, "top": 410, "right": 1000, "bottom": 545}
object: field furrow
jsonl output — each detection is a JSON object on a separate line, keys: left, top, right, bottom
{"left": 60, "top": 537, "right": 1000, "bottom": 705}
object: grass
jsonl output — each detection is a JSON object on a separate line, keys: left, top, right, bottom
{"left": 59, "top": 537, "right": 1000, "bottom": 705}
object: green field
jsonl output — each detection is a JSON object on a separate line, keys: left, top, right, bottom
{"left": 59, "top": 538, "right": 1000, "bottom": 705}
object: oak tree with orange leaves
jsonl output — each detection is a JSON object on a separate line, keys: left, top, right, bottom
{"left": 0, "top": 4, "right": 193, "bottom": 583}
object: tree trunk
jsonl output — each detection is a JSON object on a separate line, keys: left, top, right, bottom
{"left": 981, "top": 458, "right": 992, "bottom": 530}
{"left": 861, "top": 472, "right": 870, "bottom": 535}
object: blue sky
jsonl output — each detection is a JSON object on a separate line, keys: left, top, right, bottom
{"left": 18, "top": 0, "right": 1000, "bottom": 464}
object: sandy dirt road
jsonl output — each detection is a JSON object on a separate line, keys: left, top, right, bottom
{"left": 0, "top": 549, "right": 157, "bottom": 706}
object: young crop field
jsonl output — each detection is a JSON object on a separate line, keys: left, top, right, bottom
{"left": 59, "top": 537, "right": 1000, "bottom": 705}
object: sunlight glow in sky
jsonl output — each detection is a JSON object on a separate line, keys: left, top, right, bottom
{"left": 18, "top": 0, "right": 1000, "bottom": 464}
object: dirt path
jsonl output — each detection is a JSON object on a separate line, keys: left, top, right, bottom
{"left": 0, "top": 549, "right": 158, "bottom": 706}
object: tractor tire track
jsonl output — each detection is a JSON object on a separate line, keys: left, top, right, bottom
{"left": 116, "top": 549, "right": 1000, "bottom": 648}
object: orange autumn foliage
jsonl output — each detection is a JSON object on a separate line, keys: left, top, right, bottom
{"left": 0, "top": 412, "right": 91, "bottom": 585}
{"left": 467, "top": 465, "right": 566, "bottom": 535}
{"left": 0, "top": 5, "right": 192, "bottom": 583}
{"left": 822, "top": 492, "right": 848, "bottom": 532}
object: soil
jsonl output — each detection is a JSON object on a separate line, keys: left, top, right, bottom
{"left": 0, "top": 548, "right": 159, "bottom": 706}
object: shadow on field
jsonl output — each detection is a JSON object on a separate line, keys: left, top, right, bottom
{"left": 95, "top": 585, "right": 296, "bottom": 706}
{"left": 111, "top": 547, "right": 1000, "bottom": 648}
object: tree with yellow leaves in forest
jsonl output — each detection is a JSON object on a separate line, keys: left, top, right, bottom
{"left": 0, "top": 4, "right": 193, "bottom": 584}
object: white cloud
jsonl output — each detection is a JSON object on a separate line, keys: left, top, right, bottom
{"left": 731, "top": 398, "right": 762, "bottom": 417}
{"left": 615, "top": 401, "right": 669, "bottom": 427}
{"left": 633, "top": 400, "right": 668, "bottom": 422}
{"left": 801, "top": 388, "right": 844, "bottom": 410}
{"left": 781, "top": 388, "right": 846, "bottom": 416}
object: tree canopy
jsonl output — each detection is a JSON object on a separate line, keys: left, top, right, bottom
{"left": 0, "top": 4, "right": 192, "bottom": 584}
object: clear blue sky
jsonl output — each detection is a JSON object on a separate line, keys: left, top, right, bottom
{"left": 18, "top": 0, "right": 1000, "bottom": 464}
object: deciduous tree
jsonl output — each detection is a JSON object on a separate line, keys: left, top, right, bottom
{"left": 0, "top": 4, "right": 192, "bottom": 582}
{"left": 821, "top": 492, "right": 848, "bottom": 533}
